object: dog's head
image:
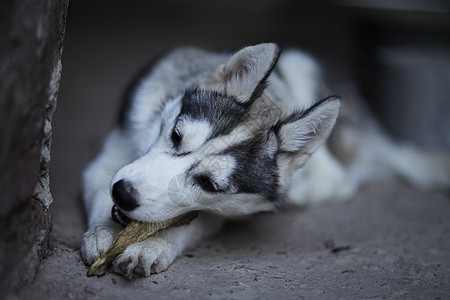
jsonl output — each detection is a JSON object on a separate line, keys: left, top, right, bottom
{"left": 111, "top": 43, "right": 340, "bottom": 222}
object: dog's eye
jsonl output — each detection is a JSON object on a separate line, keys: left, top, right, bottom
{"left": 171, "top": 128, "right": 182, "bottom": 148}
{"left": 195, "top": 175, "right": 219, "bottom": 193}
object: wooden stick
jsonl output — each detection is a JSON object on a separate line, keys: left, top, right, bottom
{"left": 87, "top": 218, "right": 179, "bottom": 276}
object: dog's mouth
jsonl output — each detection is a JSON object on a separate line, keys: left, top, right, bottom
{"left": 111, "top": 205, "right": 199, "bottom": 227}
{"left": 111, "top": 205, "right": 131, "bottom": 226}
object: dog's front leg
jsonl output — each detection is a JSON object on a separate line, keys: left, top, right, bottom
{"left": 112, "top": 212, "right": 224, "bottom": 279}
{"left": 81, "top": 128, "right": 137, "bottom": 265}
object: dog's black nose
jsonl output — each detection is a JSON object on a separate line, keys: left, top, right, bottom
{"left": 112, "top": 180, "right": 139, "bottom": 211}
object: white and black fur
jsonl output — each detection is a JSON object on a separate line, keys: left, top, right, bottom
{"left": 81, "top": 43, "right": 450, "bottom": 279}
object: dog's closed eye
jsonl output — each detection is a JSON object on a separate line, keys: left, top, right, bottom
{"left": 194, "top": 175, "right": 220, "bottom": 193}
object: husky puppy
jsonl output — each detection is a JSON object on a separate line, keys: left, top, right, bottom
{"left": 81, "top": 43, "right": 449, "bottom": 278}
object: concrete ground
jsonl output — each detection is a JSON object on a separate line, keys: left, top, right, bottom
{"left": 18, "top": 182, "right": 450, "bottom": 299}
{"left": 16, "top": 2, "right": 450, "bottom": 299}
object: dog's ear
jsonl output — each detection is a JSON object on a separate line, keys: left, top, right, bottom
{"left": 276, "top": 96, "right": 340, "bottom": 177}
{"left": 204, "top": 43, "right": 281, "bottom": 105}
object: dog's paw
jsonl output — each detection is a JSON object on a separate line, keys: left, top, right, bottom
{"left": 112, "top": 237, "right": 178, "bottom": 279}
{"left": 80, "top": 223, "right": 122, "bottom": 265}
